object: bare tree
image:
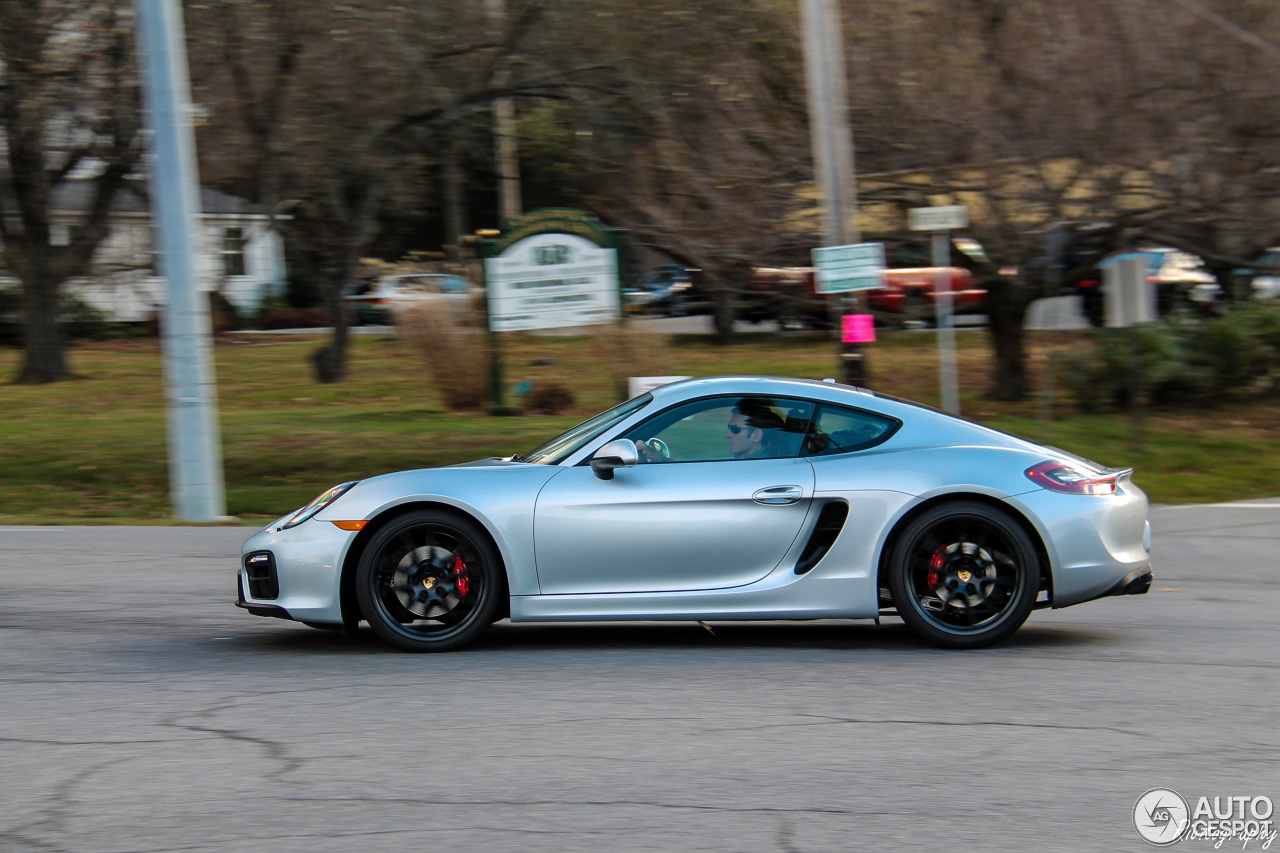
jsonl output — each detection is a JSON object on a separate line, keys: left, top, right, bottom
{"left": 188, "top": 0, "right": 603, "bottom": 381}
{"left": 531, "top": 0, "right": 815, "bottom": 340}
{"left": 0, "top": 1, "right": 141, "bottom": 383}
{"left": 180, "top": 0, "right": 1280, "bottom": 398}
{"left": 840, "top": 0, "right": 1280, "bottom": 399}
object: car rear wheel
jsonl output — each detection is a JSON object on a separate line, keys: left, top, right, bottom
{"left": 355, "top": 510, "right": 501, "bottom": 652}
{"left": 888, "top": 501, "right": 1039, "bottom": 648}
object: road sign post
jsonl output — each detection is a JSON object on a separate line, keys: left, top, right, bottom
{"left": 812, "top": 242, "right": 885, "bottom": 386}
{"left": 910, "top": 206, "right": 967, "bottom": 415}
{"left": 799, "top": 0, "right": 862, "bottom": 385}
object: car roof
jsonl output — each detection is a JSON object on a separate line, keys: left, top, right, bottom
{"left": 637, "top": 374, "right": 1052, "bottom": 453}
{"left": 648, "top": 375, "right": 875, "bottom": 404}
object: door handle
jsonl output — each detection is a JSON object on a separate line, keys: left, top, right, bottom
{"left": 753, "top": 485, "right": 804, "bottom": 505}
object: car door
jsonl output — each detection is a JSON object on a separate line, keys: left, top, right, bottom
{"left": 533, "top": 396, "right": 816, "bottom": 595}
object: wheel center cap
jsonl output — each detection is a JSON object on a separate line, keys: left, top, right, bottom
{"left": 422, "top": 577, "right": 437, "bottom": 589}
{"left": 957, "top": 570, "right": 972, "bottom": 583}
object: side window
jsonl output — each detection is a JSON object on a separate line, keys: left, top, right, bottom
{"left": 222, "top": 226, "right": 246, "bottom": 276}
{"left": 623, "top": 396, "right": 814, "bottom": 463}
{"left": 804, "top": 405, "right": 898, "bottom": 456}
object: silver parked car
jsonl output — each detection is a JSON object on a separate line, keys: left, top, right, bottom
{"left": 237, "top": 376, "right": 1153, "bottom": 651}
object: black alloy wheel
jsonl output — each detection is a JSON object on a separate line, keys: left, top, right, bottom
{"left": 888, "top": 501, "right": 1039, "bottom": 648}
{"left": 355, "top": 510, "right": 501, "bottom": 652}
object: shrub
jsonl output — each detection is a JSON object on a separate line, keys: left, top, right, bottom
{"left": 59, "top": 292, "right": 117, "bottom": 341}
{"left": 397, "top": 301, "right": 490, "bottom": 410}
{"left": 524, "top": 383, "right": 576, "bottom": 414}
{"left": 209, "top": 291, "right": 242, "bottom": 333}
{"left": 1056, "top": 303, "right": 1280, "bottom": 410}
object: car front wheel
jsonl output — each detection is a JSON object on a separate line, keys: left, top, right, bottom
{"left": 355, "top": 510, "right": 502, "bottom": 652}
{"left": 888, "top": 501, "right": 1039, "bottom": 648}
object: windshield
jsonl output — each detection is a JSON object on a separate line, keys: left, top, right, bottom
{"left": 520, "top": 394, "right": 653, "bottom": 465}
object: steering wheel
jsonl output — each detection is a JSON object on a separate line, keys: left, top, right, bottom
{"left": 644, "top": 438, "right": 671, "bottom": 459}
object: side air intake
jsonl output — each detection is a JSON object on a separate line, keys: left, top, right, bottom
{"left": 794, "top": 501, "right": 849, "bottom": 575}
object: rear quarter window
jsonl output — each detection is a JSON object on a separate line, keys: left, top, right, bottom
{"left": 803, "top": 405, "right": 900, "bottom": 456}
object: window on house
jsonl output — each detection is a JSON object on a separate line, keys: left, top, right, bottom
{"left": 222, "top": 226, "right": 246, "bottom": 277}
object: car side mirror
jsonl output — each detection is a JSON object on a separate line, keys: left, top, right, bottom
{"left": 590, "top": 439, "right": 639, "bottom": 480}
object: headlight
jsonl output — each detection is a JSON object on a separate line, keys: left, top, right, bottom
{"left": 282, "top": 481, "right": 359, "bottom": 529}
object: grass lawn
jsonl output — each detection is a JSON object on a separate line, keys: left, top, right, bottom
{"left": 0, "top": 326, "right": 1277, "bottom": 524}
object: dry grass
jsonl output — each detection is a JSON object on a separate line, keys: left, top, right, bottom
{"left": 1, "top": 328, "right": 1278, "bottom": 523}
{"left": 396, "top": 301, "right": 490, "bottom": 410}
{"left": 586, "top": 321, "right": 674, "bottom": 396}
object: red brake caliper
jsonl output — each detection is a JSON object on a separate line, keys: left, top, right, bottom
{"left": 452, "top": 551, "right": 470, "bottom": 598}
{"left": 926, "top": 547, "right": 946, "bottom": 589}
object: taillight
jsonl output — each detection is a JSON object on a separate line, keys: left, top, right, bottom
{"left": 1025, "top": 460, "right": 1120, "bottom": 495}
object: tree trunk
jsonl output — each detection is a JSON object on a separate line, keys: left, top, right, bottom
{"left": 711, "top": 277, "right": 735, "bottom": 342}
{"left": 311, "top": 263, "right": 351, "bottom": 383}
{"left": 443, "top": 129, "right": 467, "bottom": 262}
{"left": 708, "top": 261, "right": 749, "bottom": 343}
{"left": 14, "top": 260, "right": 72, "bottom": 384}
{"left": 984, "top": 274, "right": 1029, "bottom": 400}
{"left": 312, "top": 310, "right": 349, "bottom": 383}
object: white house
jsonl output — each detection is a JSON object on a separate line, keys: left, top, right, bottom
{"left": 48, "top": 181, "right": 287, "bottom": 322}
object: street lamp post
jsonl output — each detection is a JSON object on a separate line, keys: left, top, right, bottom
{"left": 136, "top": 0, "right": 226, "bottom": 521}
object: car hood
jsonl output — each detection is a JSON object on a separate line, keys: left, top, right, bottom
{"left": 313, "top": 458, "right": 562, "bottom": 526}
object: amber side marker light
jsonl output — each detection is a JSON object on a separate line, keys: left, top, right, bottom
{"left": 330, "top": 520, "right": 369, "bottom": 531}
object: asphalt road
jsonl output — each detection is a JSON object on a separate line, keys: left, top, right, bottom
{"left": 2, "top": 501, "right": 1278, "bottom": 852}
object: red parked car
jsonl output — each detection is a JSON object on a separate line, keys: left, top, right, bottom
{"left": 741, "top": 240, "right": 987, "bottom": 328}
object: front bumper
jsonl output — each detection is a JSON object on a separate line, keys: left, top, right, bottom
{"left": 235, "top": 573, "right": 293, "bottom": 620}
{"left": 236, "top": 517, "right": 357, "bottom": 625}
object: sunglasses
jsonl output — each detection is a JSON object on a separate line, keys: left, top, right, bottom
{"left": 726, "top": 424, "right": 748, "bottom": 434}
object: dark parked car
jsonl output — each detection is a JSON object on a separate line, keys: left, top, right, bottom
{"left": 623, "top": 264, "right": 701, "bottom": 316}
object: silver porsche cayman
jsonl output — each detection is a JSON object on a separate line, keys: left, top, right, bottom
{"left": 237, "top": 376, "right": 1153, "bottom": 651}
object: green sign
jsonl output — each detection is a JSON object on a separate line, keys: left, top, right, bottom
{"left": 812, "top": 242, "right": 885, "bottom": 293}
{"left": 488, "top": 207, "right": 621, "bottom": 255}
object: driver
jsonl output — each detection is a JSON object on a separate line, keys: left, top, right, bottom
{"left": 725, "top": 397, "right": 784, "bottom": 459}
{"left": 635, "top": 397, "right": 786, "bottom": 462}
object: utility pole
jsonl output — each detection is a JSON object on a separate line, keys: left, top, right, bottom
{"left": 136, "top": 0, "right": 226, "bottom": 521}
{"left": 485, "top": 0, "right": 522, "bottom": 223}
{"left": 800, "top": 0, "right": 865, "bottom": 385}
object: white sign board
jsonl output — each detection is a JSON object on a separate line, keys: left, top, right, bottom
{"left": 628, "top": 375, "right": 691, "bottom": 398}
{"left": 909, "top": 205, "right": 968, "bottom": 232}
{"left": 486, "top": 233, "right": 621, "bottom": 332}
{"left": 812, "top": 242, "right": 885, "bottom": 293}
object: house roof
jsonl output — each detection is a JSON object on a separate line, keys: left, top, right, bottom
{"left": 46, "top": 179, "right": 272, "bottom": 216}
